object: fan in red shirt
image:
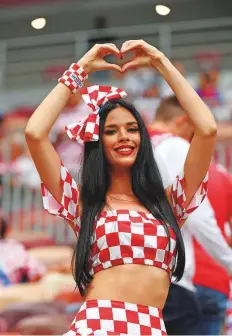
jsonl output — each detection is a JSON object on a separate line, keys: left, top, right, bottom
{"left": 193, "top": 163, "right": 232, "bottom": 333}
{"left": 149, "top": 95, "right": 232, "bottom": 335}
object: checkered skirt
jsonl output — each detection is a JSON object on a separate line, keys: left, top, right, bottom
{"left": 64, "top": 300, "right": 167, "bottom": 335}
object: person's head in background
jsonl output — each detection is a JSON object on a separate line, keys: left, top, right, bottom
{"left": 0, "top": 217, "right": 8, "bottom": 240}
{"left": 93, "top": 16, "right": 107, "bottom": 30}
{"left": 172, "top": 61, "right": 185, "bottom": 76}
{"left": 152, "top": 95, "right": 194, "bottom": 142}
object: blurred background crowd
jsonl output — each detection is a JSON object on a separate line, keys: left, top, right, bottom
{"left": 1, "top": 0, "right": 232, "bottom": 334}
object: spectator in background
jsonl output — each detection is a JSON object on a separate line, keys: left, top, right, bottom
{"left": 123, "top": 67, "right": 159, "bottom": 99}
{"left": 198, "top": 69, "right": 220, "bottom": 104}
{"left": 0, "top": 216, "right": 46, "bottom": 286}
{"left": 0, "top": 109, "right": 31, "bottom": 163}
{"left": 52, "top": 89, "right": 89, "bottom": 177}
{"left": 160, "top": 60, "right": 196, "bottom": 98}
{"left": 195, "top": 52, "right": 231, "bottom": 121}
{"left": 149, "top": 96, "right": 232, "bottom": 335}
{"left": 225, "top": 285, "right": 232, "bottom": 335}
{"left": 123, "top": 67, "right": 160, "bottom": 124}
{"left": 193, "top": 163, "right": 232, "bottom": 335}
{"left": 13, "top": 93, "right": 89, "bottom": 187}
{"left": 0, "top": 109, "right": 41, "bottom": 188}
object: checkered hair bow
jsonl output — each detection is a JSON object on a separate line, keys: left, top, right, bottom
{"left": 65, "top": 85, "right": 127, "bottom": 143}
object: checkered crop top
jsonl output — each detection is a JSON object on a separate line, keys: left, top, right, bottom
{"left": 41, "top": 163, "right": 208, "bottom": 276}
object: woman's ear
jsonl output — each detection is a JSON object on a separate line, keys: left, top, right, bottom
{"left": 175, "top": 114, "right": 189, "bottom": 128}
{"left": 174, "top": 114, "right": 194, "bottom": 141}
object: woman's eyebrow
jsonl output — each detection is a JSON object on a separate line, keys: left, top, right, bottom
{"left": 104, "top": 122, "right": 138, "bottom": 128}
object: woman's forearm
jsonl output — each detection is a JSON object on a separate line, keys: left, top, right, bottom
{"left": 156, "top": 56, "right": 217, "bottom": 137}
{"left": 25, "top": 83, "right": 72, "bottom": 140}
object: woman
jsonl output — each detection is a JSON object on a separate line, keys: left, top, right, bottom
{"left": 25, "top": 40, "right": 217, "bottom": 335}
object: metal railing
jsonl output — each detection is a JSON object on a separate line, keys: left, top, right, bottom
{"left": 1, "top": 130, "right": 76, "bottom": 243}
{"left": 0, "top": 16, "right": 232, "bottom": 91}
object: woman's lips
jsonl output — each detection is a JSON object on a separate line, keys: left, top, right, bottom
{"left": 114, "top": 146, "right": 135, "bottom": 156}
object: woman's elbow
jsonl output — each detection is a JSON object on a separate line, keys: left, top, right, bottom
{"left": 198, "top": 122, "right": 217, "bottom": 138}
{"left": 25, "top": 124, "right": 46, "bottom": 142}
{"left": 203, "top": 124, "right": 217, "bottom": 137}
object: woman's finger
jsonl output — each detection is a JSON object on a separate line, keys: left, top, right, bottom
{"left": 102, "top": 49, "right": 121, "bottom": 58}
{"left": 121, "top": 59, "right": 140, "bottom": 72}
{"left": 107, "top": 43, "right": 119, "bottom": 49}
{"left": 121, "top": 40, "right": 141, "bottom": 49}
{"left": 100, "top": 60, "right": 122, "bottom": 72}
{"left": 121, "top": 40, "right": 144, "bottom": 54}
{"left": 97, "top": 44, "right": 120, "bottom": 57}
{"left": 121, "top": 55, "right": 150, "bottom": 72}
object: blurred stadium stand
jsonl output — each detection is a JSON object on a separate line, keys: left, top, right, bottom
{"left": 1, "top": 2, "right": 232, "bottom": 334}
{"left": 0, "top": 0, "right": 231, "bottom": 234}
{"left": 0, "top": 0, "right": 231, "bottom": 233}
{"left": 0, "top": 0, "right": 231, "bottom": 107}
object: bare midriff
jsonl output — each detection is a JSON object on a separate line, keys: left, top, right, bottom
{"left": 85, "top": 264, "right": 170, "bottom": 309}
{"left": 85, "top": 200, "right": 171, "bottom": 309}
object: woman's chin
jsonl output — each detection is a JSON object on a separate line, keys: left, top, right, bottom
{"left": 113, "top": 158, "right": 136, "bottom": 169}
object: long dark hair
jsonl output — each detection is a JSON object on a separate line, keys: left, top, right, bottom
{"left": 0, "top": 218, "right": 7, "bottom": 239}
{"left": 73, "top": 99, "right": 185, "bottom": 295}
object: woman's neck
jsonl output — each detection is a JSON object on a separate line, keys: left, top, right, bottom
{"left": 108, "top": 169, "right": 133, "bottom": 195}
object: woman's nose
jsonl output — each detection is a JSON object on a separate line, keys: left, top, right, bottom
{"left": 118, "top": 129, "right": 129, "bottom": 142}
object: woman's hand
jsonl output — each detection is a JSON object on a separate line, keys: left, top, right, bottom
{"left": 78, "top": 43, "right": 122, "bottom": 74}
{"left": 120, "top": 39, "right": 166, "bottom": 72}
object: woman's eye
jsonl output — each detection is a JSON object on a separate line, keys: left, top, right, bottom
{"left": 128, "top": 128, "right": 139, "bottom": 133}
{"left": 104, "top": 129, "right": 116, "bottom": 135}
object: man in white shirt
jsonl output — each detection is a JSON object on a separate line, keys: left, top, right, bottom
{"left": 150, "top": 96, "right": 232, "bottom": 335}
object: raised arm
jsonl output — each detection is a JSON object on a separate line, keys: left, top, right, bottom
{"left": 25, "top": 83, "right": 73, "bottom": 203}
{"left": 25, "top": 43, "right": 121, "bottom": 223}
{"left": 155, "top": 56, "right": 216, "bottom": 209}
{"left": 121, "top": 40, "right": 217, "bottom": 218}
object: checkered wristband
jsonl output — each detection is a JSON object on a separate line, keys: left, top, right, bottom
{"left": 58, "top": 63, "right": 88, "bottom": 94}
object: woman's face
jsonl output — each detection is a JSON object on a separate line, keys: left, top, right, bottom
{"left": 102, "top": 107, "right": 141, "bottom": 169}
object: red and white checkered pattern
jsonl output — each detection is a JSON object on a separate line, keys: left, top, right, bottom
{"left": 89, "top": 209, "right": 177, "bottom": 277}
{"left": 171, "top": 170, "right": 208, "bottom": 223}
{"left": 58, "top": 63, "right": 88, "bottom": 94}
{"left": 41, "top": 162, "right": 81, "bottom": 232}
{"left": 81, "top": 85, "right": 127, "bottom": 112}
{"left": 41, "top": 162, "right": 207, "bottom": 278}
{"left": 64, "top": 299, "right": 167, "bottom": 335}
{"left": 65, "top": 111, "right": 99, "bottom": 144}
{"left": 41, "top": 165, "right": 177, "bottom": 277}
{"left": 150, "top": 131, "right": 209, "bottom": 224}
{"left": 65, "top": 85, "right": 127, "bottom": 143}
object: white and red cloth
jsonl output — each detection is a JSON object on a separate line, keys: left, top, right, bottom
{"left": 65, "top": 299, "right": 167, "bottom": 335}
{"left": 41, "top": 158, "right": 207, "bottom": 278}
{"left": 58, "top": 63, "right": 88, "bottom": 94}
{"left": 151, "top": 130, "right": 232, "bottom": 293}
{"left": 42, "top": 166, "right": 176, "bottom": 277}
{"left": 171, "top": 170, "right": 208, "bottom": 223}
{"left": 193, "top": 163, "right": 232, "bottom": 297}
{"left": 150, "top": 130, "right": 208, "bottom": 223}
{"left": 41, "top": 163, "right": 80, "bottom": 224}
{"left": 89, "top": 209, "right": 177, "bottom": 276}
{"left": 0, "top": 239, "right": 46, "bottom": 286}
{"left": 65, "top": 85, "right": 127, "bottom": 144}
